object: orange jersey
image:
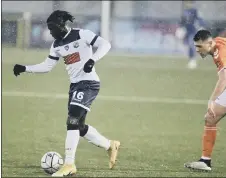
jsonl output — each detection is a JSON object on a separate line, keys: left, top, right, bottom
{"left": 213, "top": 37, "right": 226, "bottom": 72}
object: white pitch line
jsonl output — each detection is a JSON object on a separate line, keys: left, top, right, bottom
{"left": 2, "top": 91, "right": 207, "bottom": 105}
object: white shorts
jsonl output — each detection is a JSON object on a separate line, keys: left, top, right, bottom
{"left": 215, "top": 89, "right": 226, "bottom": 107}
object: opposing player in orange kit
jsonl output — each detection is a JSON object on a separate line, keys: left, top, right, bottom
{"left": 184, "top": 30, "right": 226, "bottom": 171}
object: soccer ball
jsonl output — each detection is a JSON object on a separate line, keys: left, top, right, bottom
{"left": 41, "top": 151, "right": 64, "bottom": 174}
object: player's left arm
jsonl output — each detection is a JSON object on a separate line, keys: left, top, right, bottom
{"left": 80, "top": 29, "right": 111, "bottom": 62}
{"left": 210, "top": 69, "right": 226, "bottom": 102}
{"left": 80, "top": 29, "right": 111, "bottom": 73}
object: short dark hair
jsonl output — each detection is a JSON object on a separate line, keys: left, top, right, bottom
{"left": 193, "top": 30, "right": 212, "bottom": 42}
{"left": 47, "top": 10, "right": 74, "bottom": 27}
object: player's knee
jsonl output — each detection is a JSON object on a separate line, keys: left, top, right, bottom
{"left": 67, "top": 116, "right": 80, "bottom": 130}
{"left": 79, "top": 124, "right": 89, "bottom": 137}
{"left": 204, "top": 113, "right": 216, "bottom": 127}
{"left": 67, "top": 105, "right": 87, "bottom": 130}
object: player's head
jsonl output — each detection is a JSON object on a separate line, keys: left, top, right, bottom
{"left": 47, "top": 10, "right": 74, "bottom": 40}
{"left": 193, "top": 30, "right": 213, "bottom": 58}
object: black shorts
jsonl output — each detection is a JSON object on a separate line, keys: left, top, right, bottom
{"left": 68, "top": 80, "right": 100, "bottom": 112}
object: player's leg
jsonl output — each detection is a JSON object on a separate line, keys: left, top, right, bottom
{"left": 200, "top": 97, "right": 226, "bottom": 164}
{"left": 72, "top": 81, "right": 120, "bottom": 169}
{"left": 76, "top": 81, "right": 120, "bottom": 169}
{"left": 187, "top": 33, "right": 197, "bottom": 69}
{"left": 52, "top": 83, "right": 87, "bottom": 177}
{"left": 79, "top": 114, "right": 111, "bottom": 150}
{"left": 79, "top": 120, "right": 120, "bottom": 169}
{"left": 52, "top": 105, "right": 87, "bottom": 177}
{"left": 185, "top": 91, "right": 226, "bottom": 171}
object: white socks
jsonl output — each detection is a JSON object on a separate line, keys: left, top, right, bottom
{"left": 64, "top": 126, "right": 110, "bottom": 165}
{"left": 84, "top": 125, "right": 110, "bottom": 150}
{"left": 201, "top": 156, "right": 211, "bottom": 160}
{"left": 65, "top": 130, "right": 80, "bottom": 164}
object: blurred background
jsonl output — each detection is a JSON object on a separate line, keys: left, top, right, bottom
{"left": 2, "top": 1, "right": 226, "bottom": 177}
{"left": 2, "top": 0, "right": 226, "bottom": 55}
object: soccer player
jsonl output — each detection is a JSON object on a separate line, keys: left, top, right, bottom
{"left": 178, "top": 1, "right": 206, "bottom": 69}
{"left": 184, "top": 30, "right": 226, "bottom": 171}
{"left": 13, "top": 10, "right": 120, "bottom": 177}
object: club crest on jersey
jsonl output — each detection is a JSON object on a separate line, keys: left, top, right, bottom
{"left": 64, "top": 45, "right": 69, "bottom": 51}
{"left": 73, "top": 41, "right": 79, "bottom": 48}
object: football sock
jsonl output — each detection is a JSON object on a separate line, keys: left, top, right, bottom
{"left": 199, "top": 158, "right": 212, "bottom": 167}
{"left": 83, "top": 125, "right": 110, "bottom": 150}
{"left": 201, "top": 125, "right": 217, "bottom": 160}
{"left": 65, "top": 130, "right": 80, "bottom": 164}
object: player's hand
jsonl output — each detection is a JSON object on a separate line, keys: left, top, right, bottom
{"left": 13, "top": 64, "right": 26, "bottom": 76}
{"left": 83, "top": 59, "right": 95, "bottom": 73}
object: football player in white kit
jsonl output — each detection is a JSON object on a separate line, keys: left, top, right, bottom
{"left": 13, "top": 10, "right": 120, "bottom": 177}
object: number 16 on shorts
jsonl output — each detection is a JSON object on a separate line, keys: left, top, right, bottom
{"left": 72, "top": 91, "right": 84, "bottom": 102}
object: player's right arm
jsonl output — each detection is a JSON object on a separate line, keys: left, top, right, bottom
{"left": 25, "top": 56, "right": 59, "bottom": 73}
{"left": 13, "top": 43, "right": 60, "bottom": 76}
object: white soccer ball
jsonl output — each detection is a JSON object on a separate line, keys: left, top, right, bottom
{"left": 41, "top": 151, "right": 64, "bottom": 174}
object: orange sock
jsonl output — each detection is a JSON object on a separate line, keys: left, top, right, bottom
{"left": 202, "top": 125, "right": 217, "bottom": 159}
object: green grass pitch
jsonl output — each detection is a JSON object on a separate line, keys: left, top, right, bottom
{"left": 2, "top": 47, "right": 226, "bottom": 177}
